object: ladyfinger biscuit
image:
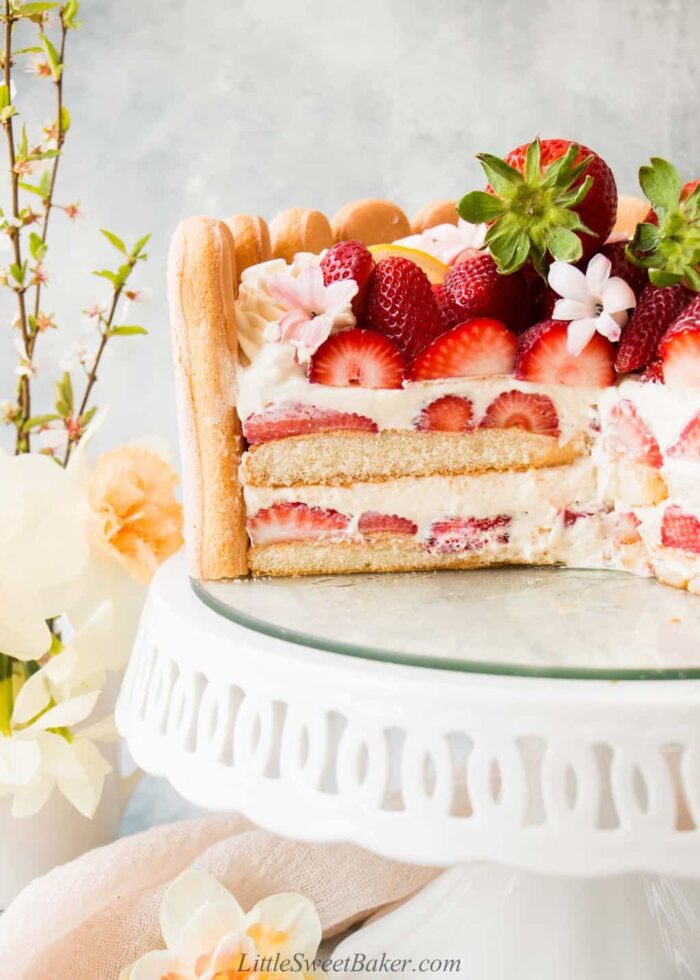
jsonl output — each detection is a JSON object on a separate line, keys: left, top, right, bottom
{"left": 331, "top": 199, "right": 410, "bottom": 246}
{"left": 612, "top": 196, "right": 650, "bottom": 238}
{"left": 226, "top": 214, "right": 271, "bottom": 279}
{"left": 411, "top": 200, "right": 458, "bottom": 233}
{"left": 168, "top": 216, "right": 248, "bottom": 579}
{"left": 269, "top": 208, "right": 333, "bottom": 263}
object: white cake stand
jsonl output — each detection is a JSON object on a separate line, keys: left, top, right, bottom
{"left": 116, "top": 553, "right": 700, "bottom": 979}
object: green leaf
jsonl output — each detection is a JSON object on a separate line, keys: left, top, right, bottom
{"left": 546, "top": 227, "right": 583, "bottom": 262}
{"left": 540, "top": 144, "right": 580, "bottom": 190}
{"left": 558, "top": 175, "right": 593, "bottom": 210}
{"left": 40, "top": 34, "right": 62, "bottom": 80}
{"left": 100, "top": 228, "right": 126, "bottom": 254}
{"left": 476, "top": 153, "right": 523, "bottom": 196}
{"left": 54, "top": 372, "right": 73, "bottom": 416}
{"left": 18, "top": 125, "right": 28, "bottom": 159}
{"left": 131, "top": 233, "right": 151, "bottom": 257}
{"left": 0, "top": 84, "right": 9, "bottom": 112}
{"left": 59, "top": 105, "right": 71, "bottom": 133}
{"left": 62, "top": 0, "right": 80, "bottom": 27}
{"left": 92, "top": 269, "right": 120, "bottom": 286}
{"left": 109, "top": 325, "right": 148, "bottom": 336}
{"left": 23, "top": 413, "right": 60, "bottom": 431}
{"left": 0, "top": 105, "right": 17, "bottom": 122}
{"left": 80, "top": 405, "right": 97, "bottom": 427}
{"left": 683, "top": 266, "right": 700, "bottom": 291}
{"left": 632, "top": 221, "right": 661, "bottom": 253}
{"left": 38, "top": 171, "right": 52, "bottom": 197}
{"left": 19, "top": 2, "right": 59, "bottom": 15}
{"left": 12, "top": 46, "right": 43, "bottom": 55}
{"left": 524, "top": 138, "right": 541, "bottom": 184}
{"left": 10, "top": 261, "right": 27, "bottom": 285}
{"left": 456, "top": 190, "right": 505, "bottom": 224}
{"left": 649, "top": 268, "right": 682, "bottom": 287}
{"left": 19, "top": 181, "right": 43, "bottom": 197}
{"left": 29, "top": 231, "right": 47, "bottom": 261}
{"left": 639, "top": 158, "right": 682, "bottom": 214}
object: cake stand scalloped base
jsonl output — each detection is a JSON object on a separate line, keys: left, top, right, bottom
{"left": 116, "top": 554, "right": 700, "bottom": 979}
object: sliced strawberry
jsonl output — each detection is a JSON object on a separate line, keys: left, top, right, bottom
{"left": 364, "top": 256, "right": 444, "bottom": 361}
{"left": 515, "top": 319, "right": 616, "bottom": 387}
{"left": 358, "top": 512, "right": 418, "bottom": 536}
{"left": 668, "top": 412, "right": 700, "bottom": 461}
{"left": 563, "top": 509, "right": 595, "bottom": 527}
{"left": 615, "top": 283, "right": 690, "bottom": 373}
{"left": 243, "top": 402, "right": 378, "bottom": 445}
{"left": 660, "top": 505, "right": 700, "bottom": 556}
{"left": 615, "top": 511, "right": 642, "bottom": 546}
{"left": 659, "top": 302, "right": 700, "bottom": 389}
{"left": 640, "top": 360, "right": 664, "bottom": 383}
{"left": 321, "top": 240, "right": 374, "bottom": 317}
{"left": 415, "top": 395, "right": 474, "bottom": 432}
{"left": 308, "top": 329, "right": 405, "bottom": 389}
{"left": 408, "top": 318, "right": 517, "bottom": 381}
{"left": 605, "top": 398, "right": 662, "bottom": 468}
{"left": 480, "top": 389, "right": 560, "bottom": 437}
{"left": 247, "top": 502, "right": 350, "bottom": 547}
{"left": 427, "top": 515, "right": 511, "bottom": 554}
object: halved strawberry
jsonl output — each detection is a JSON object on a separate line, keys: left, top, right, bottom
{"left": 480, "top": 389, "right": 560, "bottom": 437}
{"left": 321, "top": 240, "right": 374, "bottom": 318}
{"left": 243, "top": 402, "right": 377, "bottom": 445}
{"left": 660, "top": 505, "right": 700, "bottom": 556}
{"left": 668, "top": 412, "right": 700, "bottom": 461}
{"left": 408, "top": 318, "right": 517, "bottom": 381}
{"left": 659, "top": 305, "right": 700, "bottom": 389}
{"left": 247, "top": 502, "right": 350, "bottom": 547}
{"left": 515, "top": 319, "right": 615, "bottom": 387}
{"left": 427, "top": 515, "right": 511, "bottom": 554}
{"left": 308, "top": 329, "right": 405, "bottom": 389}
{"left": 358, "top": 512, "right": 418, "bottom": 536}
{"left": 415, "top": 395, "right": 474, "bottom": 432}
{"left": 614, "top": 511, "right": 642, "bottom": 546}
{"left": 605, "top": 398, "right": 662, "bottom": 468}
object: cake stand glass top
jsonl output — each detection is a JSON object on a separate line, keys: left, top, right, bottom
{"left": 194, "top": 568, "right": 700, "bottom": 680}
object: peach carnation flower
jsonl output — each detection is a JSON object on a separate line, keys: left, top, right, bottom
{"left": 86, "top": 446, "right": 183, "bottom": 585}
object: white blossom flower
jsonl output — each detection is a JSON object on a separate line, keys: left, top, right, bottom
{"left": 123, "top": 870, "right": 323, "bottom": 980}
{"left": 13, "top": 336, "right": 37, "bottom": 378}
{"left": 549, "top": 253, "right": 637, "bottom": 356}
{"left": 396, "top": 218, "right": 487, "bottom": 265}
{"left": 266, "top": 265, "right": 357, "bottom": 363}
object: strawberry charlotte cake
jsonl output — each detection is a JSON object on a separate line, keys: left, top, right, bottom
{"left": 169, "top": 138, "right": 700, "bottom": 592}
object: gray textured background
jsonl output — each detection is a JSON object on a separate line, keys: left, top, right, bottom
{"left": 1, "top": 0, "right": 699, "bottom": 456}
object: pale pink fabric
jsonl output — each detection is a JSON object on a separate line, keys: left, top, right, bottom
{"left": 0, "top": 815, "right": 438, "bottom": 980}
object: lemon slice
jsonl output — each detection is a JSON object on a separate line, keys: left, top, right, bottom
{"left": 369, "top": 243, "right": 448, "bottom": 285}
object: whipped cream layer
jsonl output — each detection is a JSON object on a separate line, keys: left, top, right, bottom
{"left": 237, "top": 342, "right": 599, "bottom": 444}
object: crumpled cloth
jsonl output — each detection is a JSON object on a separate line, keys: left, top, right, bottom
{"left": 0, "top": 814, "right": 438, "bottom": 980}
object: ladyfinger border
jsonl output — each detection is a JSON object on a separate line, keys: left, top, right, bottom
{"left": 168, "top": 215, "right": 249, "bottom": 579}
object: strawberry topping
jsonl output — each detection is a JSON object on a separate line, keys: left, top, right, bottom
{"left": 659, "top": 299, "right": 700, "bottom": 389}
{"left": 614, "top": 512, "right": 642, "bottom": 546}
{"left": 321, "top": 240, "right": 374, "bottom": 318}
{"left": 432, "top": 282, "right": 464, "bottom": 333}
{"left": 308, "top": 329, "right": 405, "bottom": 389}
{"left": 408, "top": 318, "right": 517, "bottom": 381}
{"left": 615, "top": 283, "right": 691, "bottom": 373}
{"left": 480, "top": 389, "right": 560, "bottom": 437}
{"left": 443, "top": 253, "right": 533, "bottom": 333}
{"left": 364, "top": 256, "right": 444, "bottom": 361}
{"left": 605, "top": 398, "right": 662, "bottom": 469}
{"left": 660, "top": 505, "right": 700, "bottom": 556}
{"left": 358, "top": 512, "right": 418, "bottom": 536}
{"left": 515, "top": 319, "right": 616, "bottom": 387}
{"left": 640, "top": 360, "right": 664, "bottom": 383}
{"left": 668, "top": 412, "right": 700, "bottom": 461}
{"left": 415, "top": 395, "right": 474, "bottom": 432}
{"left": 427, "top": 515, "right": 511, "bottom": 554}
{"left": 243, "top": 403, "right": 377, "bottom": 445}
{"left": 247, "top": 502, "right": 350, "bottom": 547}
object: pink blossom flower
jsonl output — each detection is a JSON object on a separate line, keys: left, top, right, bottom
{"left": 63, "top": 202, "right": 84, "bottom": 221}
{"left": 266, "top": 265, "right": 357, "bottom": 362}
{"left": 25, "top": 57, "right": 52, "bottom": 78}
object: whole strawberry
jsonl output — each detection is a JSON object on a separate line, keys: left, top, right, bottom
{"left": 600, "top": 241, "right": 648, "bottom": 296}
{"left": 321, "top": 240, "right": 374, "bottom": 318}
{"left": 444, "top": 253, "right": 534, "bottom": 333}
{"left": 365, "top": 256, "right": 444, "bottom": 361}
{"left": 458, "top": 137, "right": 617, "bottom": 275}
{"left": 615, "top": 282, "right": 691, "bottom": 373}
{"left": 432, "top": 283, "right": 463, "bottom": 333}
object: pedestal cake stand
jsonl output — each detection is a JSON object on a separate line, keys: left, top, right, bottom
{"left": 116, "top": 552, "right": 700, "bottom": 979}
